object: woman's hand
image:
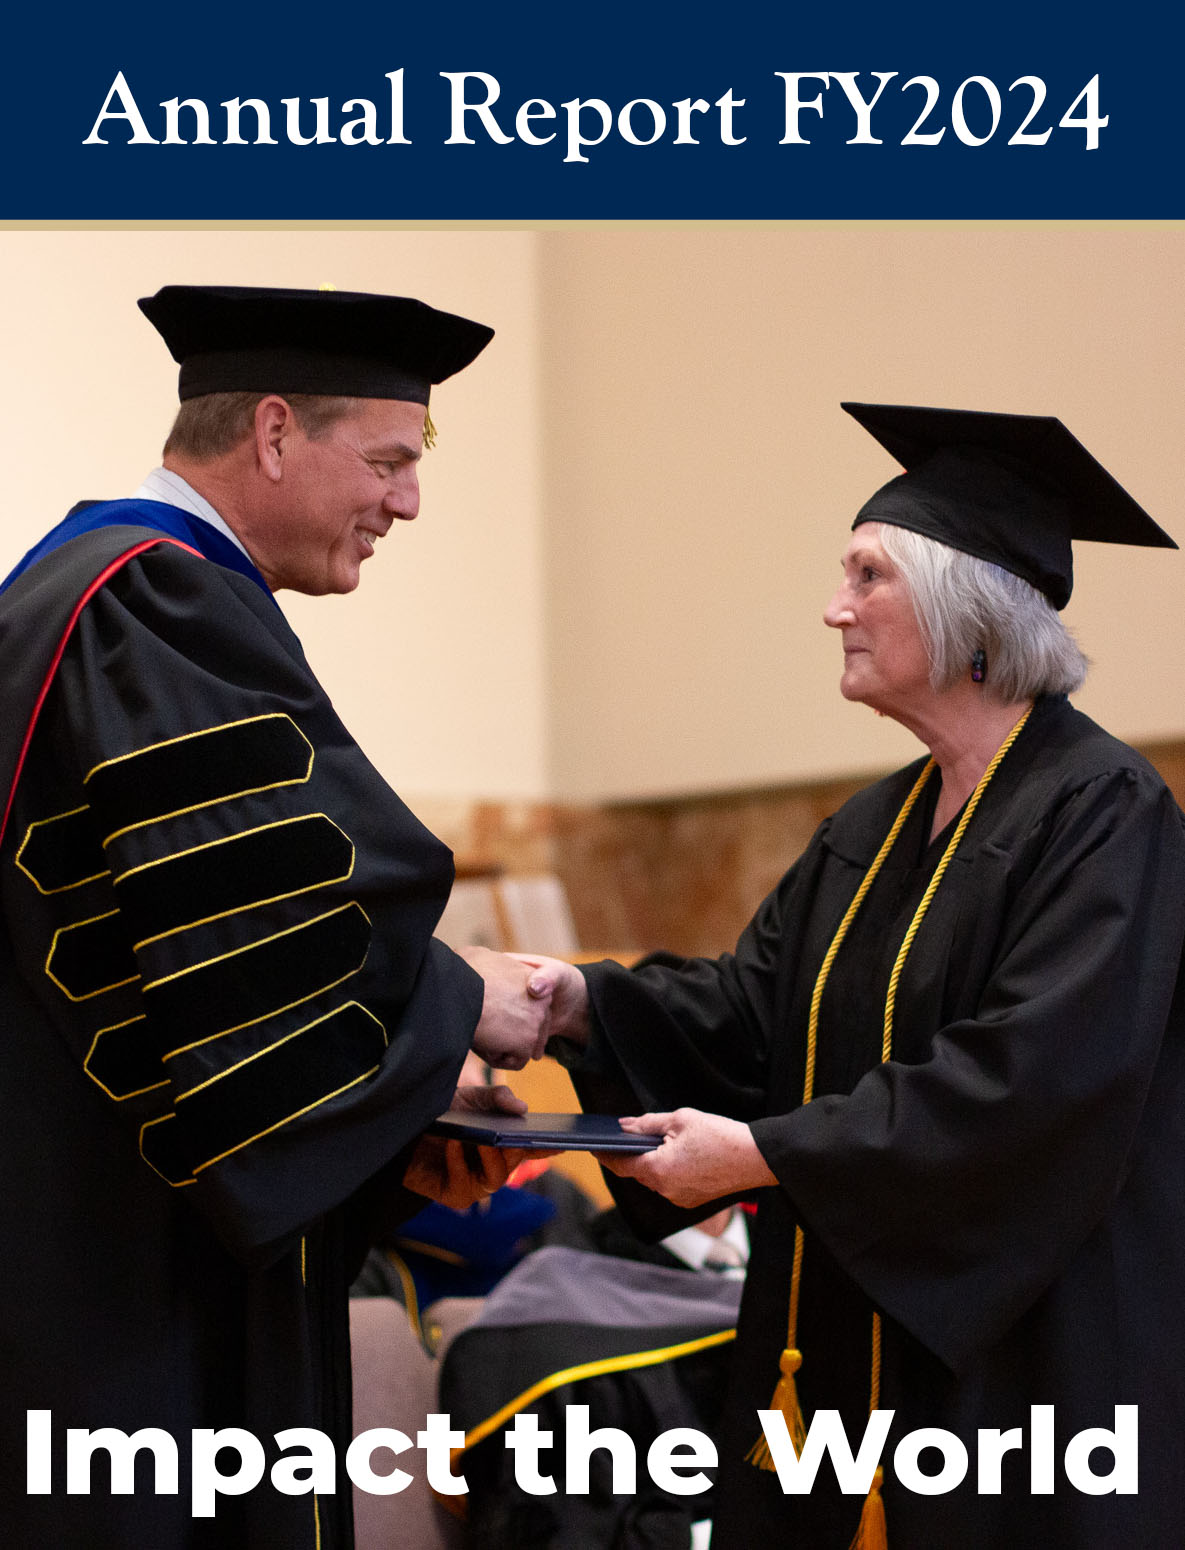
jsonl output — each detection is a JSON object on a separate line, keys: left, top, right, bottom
{"left": 600, "top": 1107, "right": 778, "bottom": 1209}
{"left": 460, "top": 946, "right": 553, "bottom": 1070}
{"left": 510, "top": 952, "right": 592, "bottom": 1049}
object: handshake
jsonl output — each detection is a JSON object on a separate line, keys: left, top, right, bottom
{"left": 459, "top": 944, "right": 590, "bottom": 1071}
{"left": 402, "top": 946, "right": 590, "bottom": 1212}
{"left": 407, "top": 946, "right": 776, "bottom": 1217}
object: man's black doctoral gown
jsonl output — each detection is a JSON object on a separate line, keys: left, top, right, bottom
{"left": 0, "top": 525, "right": 481, "bottom": 1546}
{"left": 569, "top": 694, "right": 1185, "bottom": 1547}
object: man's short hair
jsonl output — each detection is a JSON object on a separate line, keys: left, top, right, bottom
{"left": 879, "top": 521, "right": 1089, "bottom": 701}
{"left": 162, "top": 392, "right": 363, "bottom": 460}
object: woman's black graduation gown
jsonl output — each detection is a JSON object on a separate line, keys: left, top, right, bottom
{"left": 0, "top": 528, "right": 481, "bottom": 1546}
{"left": 571, "top": 693, "right": 1185, "bottom": 1548}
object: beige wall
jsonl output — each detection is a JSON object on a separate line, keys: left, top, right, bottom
{"left": 538, "top": 225, "right": 1185, "bottom": 797}
{"left": 4, "top": 225, "right": 1184, "bottom": 807}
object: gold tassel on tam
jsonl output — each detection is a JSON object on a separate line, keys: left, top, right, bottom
{"left": 848, "top": 1465, "right": 887, "bottom": 1550}
{"left": 745, "top": 1345, "right": 807, "bottom": 1469}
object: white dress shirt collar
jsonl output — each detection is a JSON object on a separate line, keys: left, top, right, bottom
{"left": 661, "top": 1207, "right": 750, "bottom": 1276}
{"left": 133, "top": 467, "right": 251, "bottom": 561}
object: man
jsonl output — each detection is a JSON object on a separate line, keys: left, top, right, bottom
{"left": 0, "top": 285, "right": 546, "bottom": 1546}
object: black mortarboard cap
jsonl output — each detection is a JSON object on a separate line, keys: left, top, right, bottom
{"left": 138, "top": 284, "right": 494, "bottom": 406}
{"left": 842, "top": 402, "right": 1176, "bottom": 609}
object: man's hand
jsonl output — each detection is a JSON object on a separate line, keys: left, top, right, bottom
{"left": 510, "top": 952, "right": 591, "bottom": 1050}
{"left": 403, "top": 1081, "right": 530, "bottom": 1209}
{"left": 461, "top": 945, "right": 552, "bottom": 1070}
{"left": 598, "top": 1107, "right": 778, "bottom": 1209}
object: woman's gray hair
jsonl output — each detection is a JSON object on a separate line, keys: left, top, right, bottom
{"left": 877, "top": 522, "right": 1089, "bottom": 701}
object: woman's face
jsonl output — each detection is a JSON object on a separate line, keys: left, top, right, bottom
{"left": 823, "top": 523, "right": 933, "bottom": 717}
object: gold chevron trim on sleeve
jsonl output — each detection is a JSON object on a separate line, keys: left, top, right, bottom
{"left": 113, "top": 813, "right": 356, "bottom": 949}
{"left": 192, "top": 1062, "right": 386, "bottom": 1175}
{"left": 138, "top": 1112, "right": 196, "bottom": 1188}
{"left": 85, "top": 713, "right": 315, "bottom": 846}
{"left": 45, "top": 909, "right": 140, "bottom": 1002}
{"left": 150, "top": 902, "right": 373, "bottom": 1060}
{"left": 84, "top": 1013, "right": 170, "bottom": 1101}
{"left": 15, "top": 805, "right": 110, "bottom": 895}
{"left": 174, "top": 1000, "right": 387, "bottom": 1103}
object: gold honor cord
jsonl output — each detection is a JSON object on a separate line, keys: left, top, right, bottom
{"left": 745, "top": 760, "right": 935, "bottom": 1471}
{"left": 747, "top": 706, "right": 1033, "bottom": 1550}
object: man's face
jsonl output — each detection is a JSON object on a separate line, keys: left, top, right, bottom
{"left": 257, "top": 397, "right": 426, "bottom": 595}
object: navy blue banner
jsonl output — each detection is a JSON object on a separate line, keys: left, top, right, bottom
{"left": 2, "top": 1, "right": 1175, "bottom": 219}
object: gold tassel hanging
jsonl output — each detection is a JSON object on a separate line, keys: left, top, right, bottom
{"left": 746, "top": 706, "right": 1033, "bottom": 1513}
{"left": 848, "top": 1465, "right": 888, "bottom": 1550}
{"left": 747, "top": 761, "right": 936, "bottom": 1471}
{"left": 745, "top": 1345, "right": 807, "bottom": 1470}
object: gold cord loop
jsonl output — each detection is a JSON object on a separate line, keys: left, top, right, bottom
{"left": 749, "top": 705, "right": 1034, "bottom": 1550}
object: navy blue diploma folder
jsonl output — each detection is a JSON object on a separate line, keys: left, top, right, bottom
{"left": 427, "top": 1111, "right": 662, "bottom": 1152}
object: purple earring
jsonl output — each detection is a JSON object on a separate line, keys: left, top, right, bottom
{"left": 971, "top": 650, "right": 987, "bottom": 683}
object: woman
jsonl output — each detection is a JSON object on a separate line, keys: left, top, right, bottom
{"left": 527, "top": 405, "right": 1185, "bottom": 1547}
